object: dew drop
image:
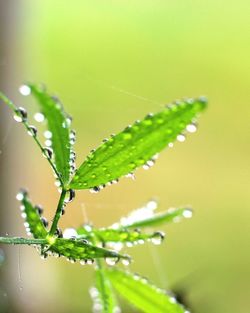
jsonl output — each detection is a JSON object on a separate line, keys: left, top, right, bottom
{"left": 63, "top": 228, "right": 77, "bottom": 239}
{"left": 146, "top": 200, "right": 158, "bottom": 210}
{"left": 105, "top": 256, "right": 119, "bottom": 266}
{"left": 55, "top": 228, "right": 63, "bottom": 238}
{"left": 41, "top": 217, "right": 49, "bottom": 228}
{"left": 177, "top": 134, "right": 186, "bottom": 142}
{"left": 86, "top": 259, "right": 94, "bottom": 265}
{"left": 34, "top": 112, "right": 45, "bottom": 123}
{"left": 186, "top": 123, "right": 197, "bottom": 133}
{"left": 183, "top": 208, "right": 193, "bottom": 218}
{"left": 90, "top": 187, "right": 100, "bottom": 194}
{"left": 27, "top": 125, "right": 37, "bottom": 137}
{"left": 19, "top": 84, "right": 31, "bottom": 96}
{"left": 45, "top": 139, "right": 52, "bottom": 147}
{"left": 35, "top": 205, "right": 43, "bottom": 215}
{"left": 54, "top": 180, "right": 61, "bottom": 187}
{"left": 44, "top": 130, "right": 52, "bottom": 139}
{"left": 43, "top": 147, "right": 53, "bottom": 159}
{"left": 121, "top": 255, "right": 131, "bottom": 266}
{"left": 16, "top": 192, "right": 24, "bottom": 201}
{"left": 14, "top": 107, "right": 27, "bottom": 123}
{"left": 16, "top": 189, "right": 27, "bottom": 201}
{"left": 151, "top": 231, "right": 165, "bottom": 245}
{"left": 40, "top": 253, "right": 48, "bottom": 260}
{"left": 168, "top": 142, "right": 174, "bottom": 148}
{"left": 21, "top": 212, "right": 27, "bottom": 219}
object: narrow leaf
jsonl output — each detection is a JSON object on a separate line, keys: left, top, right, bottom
{"left": 48, "top": 238, "right": 126, "bottom": 262}
{"left": 114, "top": 207, "right": 193, "bottom": 230}
{"left": 91, "top": 267, "right": 118, "bottom": 313}
{"left": 17, "top": 190, "right": 48, "bottom": 239}
{"left": 28, "top": 84, "right": 72, "bottom": 185}
{"left": 107, "top": 269, "right": 186, "bottom": 313}
{"left": 70, "top": 97, "right": 207, "bottom": 189}
{"left": 77, "top": 227, "right": 163, "bottom": 245}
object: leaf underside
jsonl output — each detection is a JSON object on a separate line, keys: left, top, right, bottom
{"left": 107, "top": 269, "right": 186, "bottom": 313}
{"left": 70, "top": 97, "right": 207, "bottom": 189}
{"left": 29, "top": 84, "right": 71, "bottom": 185}
{"left": 20, "top": 192, "right": 48, "bottom": 239}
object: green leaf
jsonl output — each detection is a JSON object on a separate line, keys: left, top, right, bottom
{"left": 28, "top": 84, "right": 72, "bottom": 185}
{"left": 47, "top": 238, "right": 127, "bottom": 263}
{"left": 70, "top": 97, "right": 207, "bottom": 190}
{"left": 114, "top": 207, "right": 193, "bottom": 230}
{"left": 107, "top": 269, "right": 186, "bottom": 313}
{"left": 91, "top": 267, "right": 118, "bottom": 313}
{"left": 17, "top": 189, "right": 48, "bottom": 239}
{"left": 77, "top": 227, "right": 163, "bottom": 245}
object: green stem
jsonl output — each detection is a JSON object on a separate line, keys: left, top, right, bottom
{"left": 0, "top": 92, "right": 64, "bottom": 187}
{"left": 49, "top": 189, "right": 67, "bottom": 236}
{"left": 0, "top": 237, "right": 47, "bottom": 245}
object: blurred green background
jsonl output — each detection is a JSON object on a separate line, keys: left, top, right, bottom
{"left": 0, "top": 1, "right": 249, "bottom": 312}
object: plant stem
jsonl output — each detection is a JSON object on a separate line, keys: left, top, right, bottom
{"left": 0, "top": 237, "right": 47, "bottom": 245}
{"left": 0, "top": 92, "right": 64, "bottom": 187}
{"left": 49, "top": 189, "right": 67, "bottom": 236}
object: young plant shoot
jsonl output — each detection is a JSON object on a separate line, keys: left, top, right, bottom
{"left": 0, "top": 84, "right": 207, "bottom": 313}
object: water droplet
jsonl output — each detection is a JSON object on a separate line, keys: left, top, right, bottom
{"left": 168, "top": 142, "right": 174, "bottom": 148}
{"left": 41, "top": 217, "right": 48, "bottom": 228}
{"left": 35, "top": 205, "right": 43, "bottom": 215}
{"left": 151, "top": 231, "right": 165, "bottom": 245}
{"left": 14, "top": 107, "right": 27, "bottom": 123}
{"left": 27, "top": 125, "right": 37, "bottom": 137}
{"left": 41, "top": 253, "right": 48, "bottom": 260}
{"left": 169, "top": 296, "right": 177, "bottom": 304}
{"left": 105, "top": 256, "right": 119, "bottom": 266}
{"left": 45, "top": 139, "right": 52, "bottom": 147}
{"left": 84, "top": 224, "right": 92, "bottom": 232}
{"left": 63, "top": 228, "right": 77, "bottom": 239}
{"left": 121, "top": 255, "right": 131, "bottom": 266}
{"left": 54, "top": 180, "right": 61, "bottom": 187}
{"left": 70, "top": 130, "right": 76, "bottom": 144}
{"left": 16, "top": 189, "right": 27, "bottom": 201}
{"left": 186, "top": 123, "right": 197, "bottom": 133}
{"left": 183, "top": 208, "right": 193, "bottom": 218}
{"left": 125, "top": 173, "right": 135, "bottom": 180}
{"left": 80, "top": 260, "right": 86, "bottom": 266}
{"left": 16, "top": 192, "right": 24, "bottom": 201}
{"left": 90, "top": 187, "right": 100, "bottom": 193}
{"left": 44, "top": 130, "right": 52, "bottom": 139}
{"left": 55, "top": 228, "right": 63, "bottom": 238}
{"left": 34, "top": 112, "right": 45, "bottom": 122}
{"left": 21, "top": 212, "right": 27, "bottom": 219}
{"left": 43, "top": 147, "right": 53, "bottom": 159}
{"left": 86, "top": 259, "right": 94, "bottom": 265}
{"left": 146, "top": 200, "right": 158, "bottom": 210}
{"left": 19, "top": 84, "right": 31, "bottom": 96}
{"left": 177, "top": 134, "right": 186, "bottom": 142}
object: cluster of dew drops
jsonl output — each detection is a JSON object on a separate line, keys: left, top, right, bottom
{"left": 89, "top": 286, "right": 122, "bottom": 313}
{"left": 15, "top": 188, "right": 131, "bottom": 267}
{"left": 17, "top": 85, "right": 77, "bottom": 192}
